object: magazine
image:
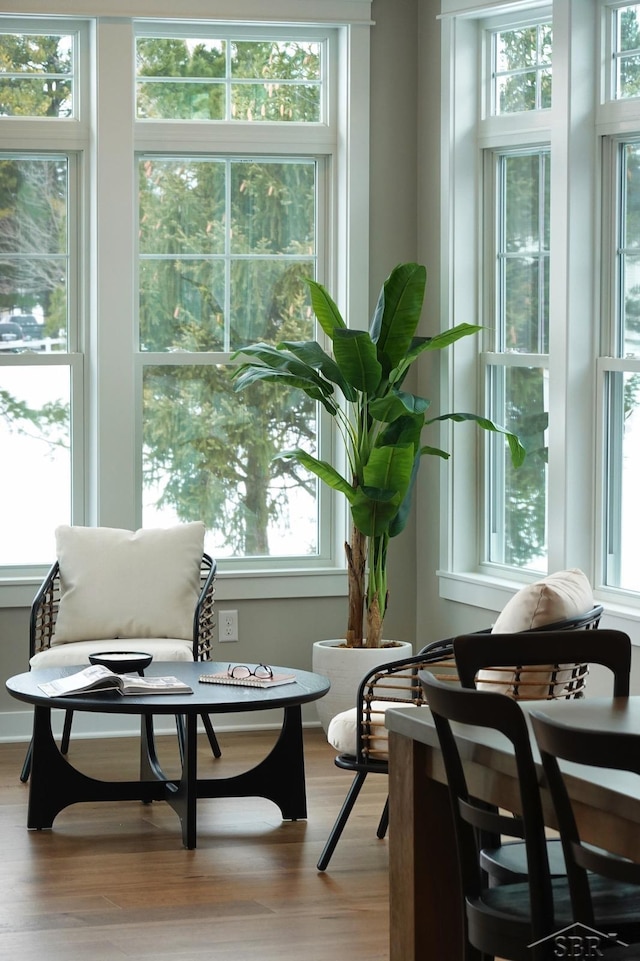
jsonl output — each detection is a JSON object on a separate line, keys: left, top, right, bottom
{"left": 38, "top": 663, "right": 193, "bottom": 697}
{"left": 199, "top": 671, "right": 296, "bottom": 689}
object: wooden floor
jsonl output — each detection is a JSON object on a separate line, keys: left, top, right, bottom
{"left": 0, "top": 727, "right": 390, "bottom": 961}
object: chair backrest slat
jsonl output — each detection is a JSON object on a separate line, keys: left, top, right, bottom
{"left": 531, "top": 710, "right": 640, "bottom": 927}
{"left": 454, "top": 629, "right": 630, "bottom": 699}
{"left": 419, "top": 669, "right": 557, "bottom": 945}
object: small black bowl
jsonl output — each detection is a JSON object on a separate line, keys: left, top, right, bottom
{"left": 88, "top": 651, "right": 153, "bottom": 674}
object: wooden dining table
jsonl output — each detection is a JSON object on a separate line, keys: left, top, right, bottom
{"left": 385, "top": 696, "right": 640, "bottom": 961}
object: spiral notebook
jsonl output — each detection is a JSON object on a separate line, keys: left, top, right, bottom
{"left": 199, "top": 671, "right": 296, "bottom": 689}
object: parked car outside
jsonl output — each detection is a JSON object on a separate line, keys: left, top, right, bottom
{"left": 0, "top": 320, "right": 23, "bottom": 343}
{"left": 8, "top": 313, "right": 43, "bottom": 340}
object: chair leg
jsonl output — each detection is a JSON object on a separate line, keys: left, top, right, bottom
{"left": 317, "top": 771, "right": 368, "bottom": 872}
{"left": 376, "top": 796, "right": 389, "bottom": 839}
{"left": 200, "top": 713, "right": 222, "bottom": 759}
{"left": 20, "top": 739, "right": 33, "bottom": 783}
{"left": 175, "top": 714, "right": 221, "bottom": 762}
{"left": 60, "top": 709, "right": 74, "bottom": 754}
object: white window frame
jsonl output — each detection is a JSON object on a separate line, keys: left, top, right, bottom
{"left": 0, "top": 1, "right": 372, "bottom": 608}
{"left": 436, "top": 0, "right": 640, "bottom": 624}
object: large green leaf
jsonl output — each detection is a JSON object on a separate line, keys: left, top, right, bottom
{"left": 370, "top": 263, "right": 426, "bottom": 369}
{"left": 232, "top": 343, "right": 336, "bottom": 396}
{"left": 378, "top": 412, "right": 425, "bottom": 450}
{"left": 232, "top": 367, "right": 338, "bottom": 415}
{"left": 398, "top": 324, "right": 484, "bottom": 373}
{"left": 420, "top": 444, "right": 451, "bottom": 459}
{"left": 276, "top": 448, "right": 355, "bottom": 502}
{"left": 351, "top": 445, "right": 414, "bottom": 536}
{"left": 369, "top": 390, "right": 430, "bottom": 424}
{"left": 364, "top": 444, "right": 414, "bottom": 496}
{"left": 427, "top": 411, "right": 527, "bottom": 468}
{"left": 388, "top": 448, "right": 422, "bottom": 538}
{"left": 279, "top": 339, "right": 357, "bottom": 401}
{"left": 352, "top": 490, "right": 401, "bottom": 537}
{"left": 423, "top": 323, "right": 484, "bottom": 352}
{"left": 306, "top": 278, "right": 347, "bottom": 338}
{"left": 231, "top": 342, "right": 307, "bottom": 370}
{"left": 332, "top": 329, "right": 382, "bottom": 394}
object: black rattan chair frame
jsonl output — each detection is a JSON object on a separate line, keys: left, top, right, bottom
{"left": 20, "top": 553, "right": 219, "bottom": 782}
{"left": 316, "top": 604, "right": 604, "bottom": 872}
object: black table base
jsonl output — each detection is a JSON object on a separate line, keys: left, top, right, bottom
{"left": 28, "top": 702, "right": 307, "bottom": 849}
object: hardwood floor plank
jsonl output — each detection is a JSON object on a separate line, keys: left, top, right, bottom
{"left": 0, "top": 729, "right": 390, "bottom": 961}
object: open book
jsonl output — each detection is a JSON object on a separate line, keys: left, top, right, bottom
{"left": 199, "top": 671, "right": 296, "bottom": 689}
{"left": 38, "top": 664, "right": 193, "bottom": 697}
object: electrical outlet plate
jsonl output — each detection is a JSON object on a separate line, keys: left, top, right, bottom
{"left": 220, "top": 609, "right": 238, "bottom": 642}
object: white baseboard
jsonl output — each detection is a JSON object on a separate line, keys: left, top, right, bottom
{"left": 0, "top": 707, "right": 323, "bottom": 744}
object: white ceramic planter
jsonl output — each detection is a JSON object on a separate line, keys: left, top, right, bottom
{"left": 312, "top": 638, "right": 413, "bottom": 734}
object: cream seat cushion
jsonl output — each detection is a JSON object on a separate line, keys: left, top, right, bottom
{"left": 51, "top": 522, "right": 205, "bottom": 646}
{"left": 30, "top": 637, "right": 194, "bottom": 669}
{"left": 478, "top": 567, "right": 596, "bottom": 697}
{"left": 328, "top": 702, "right": 418, "bottom": 758}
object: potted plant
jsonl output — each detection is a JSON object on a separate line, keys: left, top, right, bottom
{"left": 232, "top": 262, "right": 524, "bottom": 650}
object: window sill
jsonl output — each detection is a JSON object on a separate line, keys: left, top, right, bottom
{"left": 0, "top": 567, "right": 349, "bottom": 609}
{"left": 438, "top": 570, "right": 640, "bottom": 642}
{"left": 437, "top": 569, "right": 537, "bottom": 616}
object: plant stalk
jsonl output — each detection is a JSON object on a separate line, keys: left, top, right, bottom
{"left": 344, "top": 525, "right": 366, "bottom": 646}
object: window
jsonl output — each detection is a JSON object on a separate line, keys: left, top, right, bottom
{"left": 0, "top": 29, "right": 74, "bottom": 118}
{"left": 484, "top": 149, "right": 550, "bottom": 571}
{"left": 490, "top": 19, "right": 552, "bottom": 115}
{"left": 612, "top": 3, "right": 640, "bottom": 99}
{"left": 0, "top": 5, "right": 370, "bottom": 588}
{"left": 602, "top": 138, "right": 640, "bottom": 590}
{"left": 440, "top": 0, "right": 640, "bottom": 615}
{"left": 138, "top": 154, "right": 320, "bottom": 558}
{"left": 135, "top": 35, "right": 323, "bottom": 122}
{"left": 0, "top": 24, "right": 83, "bottom": 569}
{"left": 482, "top": 11, "right": 553, "bottom": 576}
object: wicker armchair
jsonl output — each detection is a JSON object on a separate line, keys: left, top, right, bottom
{"left": 317, "top": 603, "right": 604, "bottom": 871}
{"left": 20, "top": 552, "right": 218, "bottom": 782}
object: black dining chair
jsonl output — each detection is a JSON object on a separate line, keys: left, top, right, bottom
{"left": 454, "top": 629, "right": 630, "bottom": 701}
{"left": 453, "top": 628, "right": 632, "bottom": 884}
{"left": 418, "top": 669, "right": 573, "bottom": 960}
{"left": 531, "top": 709, "right": 640, "bottom": 950}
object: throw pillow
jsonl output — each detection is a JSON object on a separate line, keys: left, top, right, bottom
{"left": 478, "top": 568, "right": 595, "bottom": 697}
{"left": 490, "top": 568, "right": 594, "bottom": 633}
{"left": 52, "top": 522, "right": 205, "bottom": 644}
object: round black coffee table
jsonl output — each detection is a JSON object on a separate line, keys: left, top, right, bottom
{"left": 6, "top": 662, "right": 330, "bottom": 849}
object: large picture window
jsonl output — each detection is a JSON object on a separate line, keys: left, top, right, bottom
{"left": 0, "top": 152, "right": 77, "bottom": 568}
{"left": 138, "top": 154, "right": 320, "bottom": 558}
{"left": 0, "top": 8, "right": 369, "bottom": 586}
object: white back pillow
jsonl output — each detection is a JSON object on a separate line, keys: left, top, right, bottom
{"left": 490, "top": 568, "right": 594, "bottom": 634}
{"left": 477, "top": 568, "right": 596, "bottom": 697}
{"left": 52, "top": 522, "right": 205, "bottom": 644}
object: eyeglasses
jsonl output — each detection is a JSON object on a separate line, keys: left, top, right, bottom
{"left": 227, "top": 663, "right": 273, "bottom": 680}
